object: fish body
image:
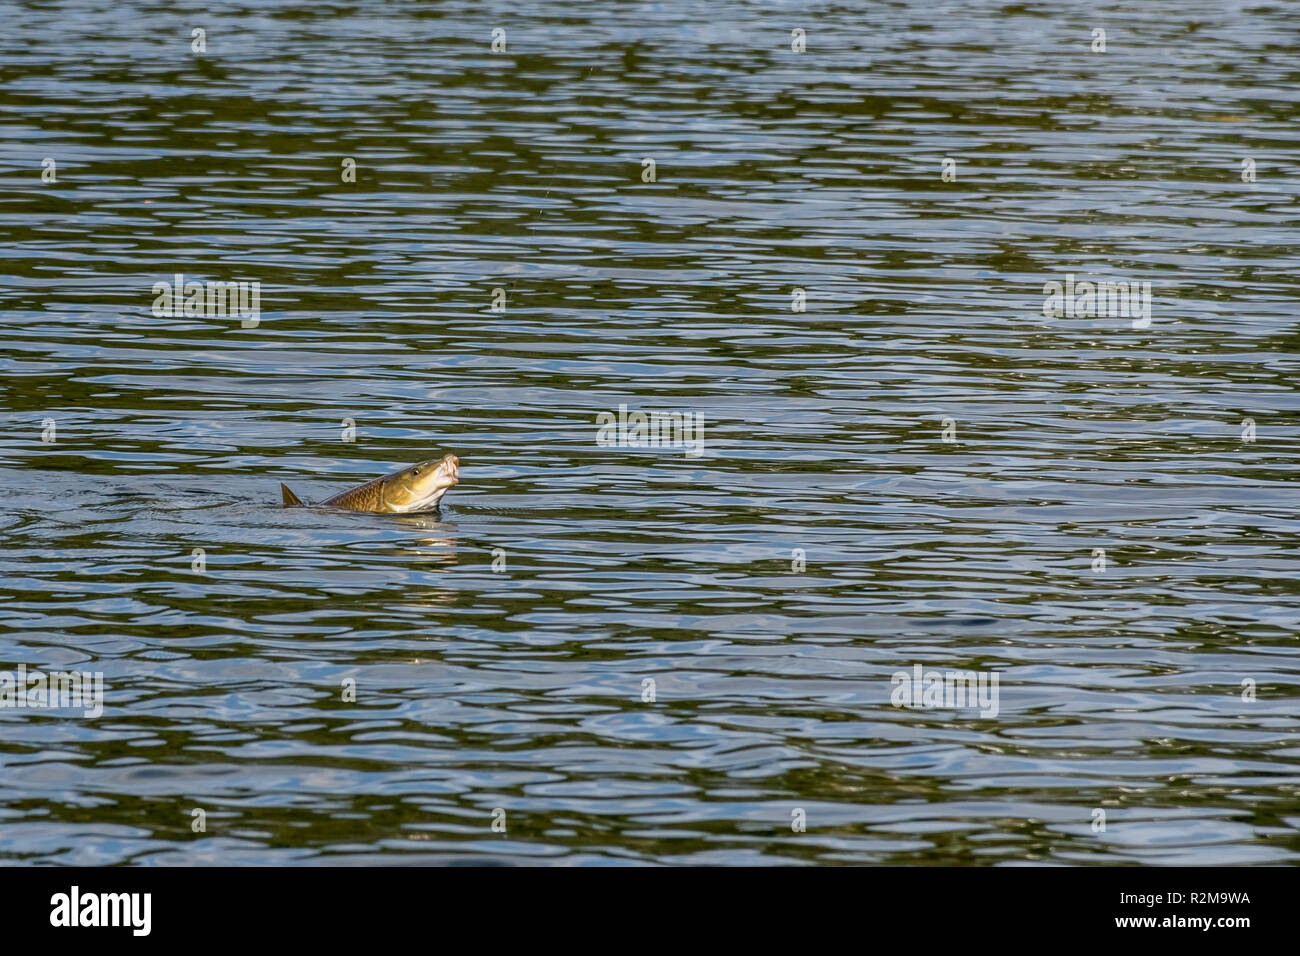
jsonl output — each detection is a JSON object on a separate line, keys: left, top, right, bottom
{"left": 282, "top": 454, "right": 459, "bottom": 513}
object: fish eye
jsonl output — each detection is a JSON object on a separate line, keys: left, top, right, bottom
{"left": 413, "top": 467, "right": 421, "bottom": 475}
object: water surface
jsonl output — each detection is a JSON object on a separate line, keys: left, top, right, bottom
{"left": 1, "top": 0, "right": 1298, "bottom": 864}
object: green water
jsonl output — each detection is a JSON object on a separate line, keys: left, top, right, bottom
{"left": 0, "top": 0, "right": 1298, "bottom": 864}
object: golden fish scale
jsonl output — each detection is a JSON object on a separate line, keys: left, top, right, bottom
{"left": 320, "top": 475, "right": 390, "bottom": 511}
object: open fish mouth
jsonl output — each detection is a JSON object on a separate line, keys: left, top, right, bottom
{"left": 401, "top": 455, "right": 459, "bottom": 511}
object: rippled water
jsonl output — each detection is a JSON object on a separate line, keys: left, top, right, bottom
{"left": 1, "top": 0, "right": 1298, "bottom": 865}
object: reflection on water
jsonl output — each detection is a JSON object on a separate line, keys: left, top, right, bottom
{"left": 0, "top": 0, "right": 1298, "bottom": 864}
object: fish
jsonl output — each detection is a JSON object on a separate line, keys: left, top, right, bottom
{"left": 281, "top": 454, "right": 460, "bottom": 513}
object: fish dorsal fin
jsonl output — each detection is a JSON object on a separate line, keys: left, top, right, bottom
{"left": 281, "top": 483, "right": 305, "bottom": 508}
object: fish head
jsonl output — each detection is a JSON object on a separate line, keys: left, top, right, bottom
{"left": 382, "top": 454, "right": 459, "bottom": 512}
